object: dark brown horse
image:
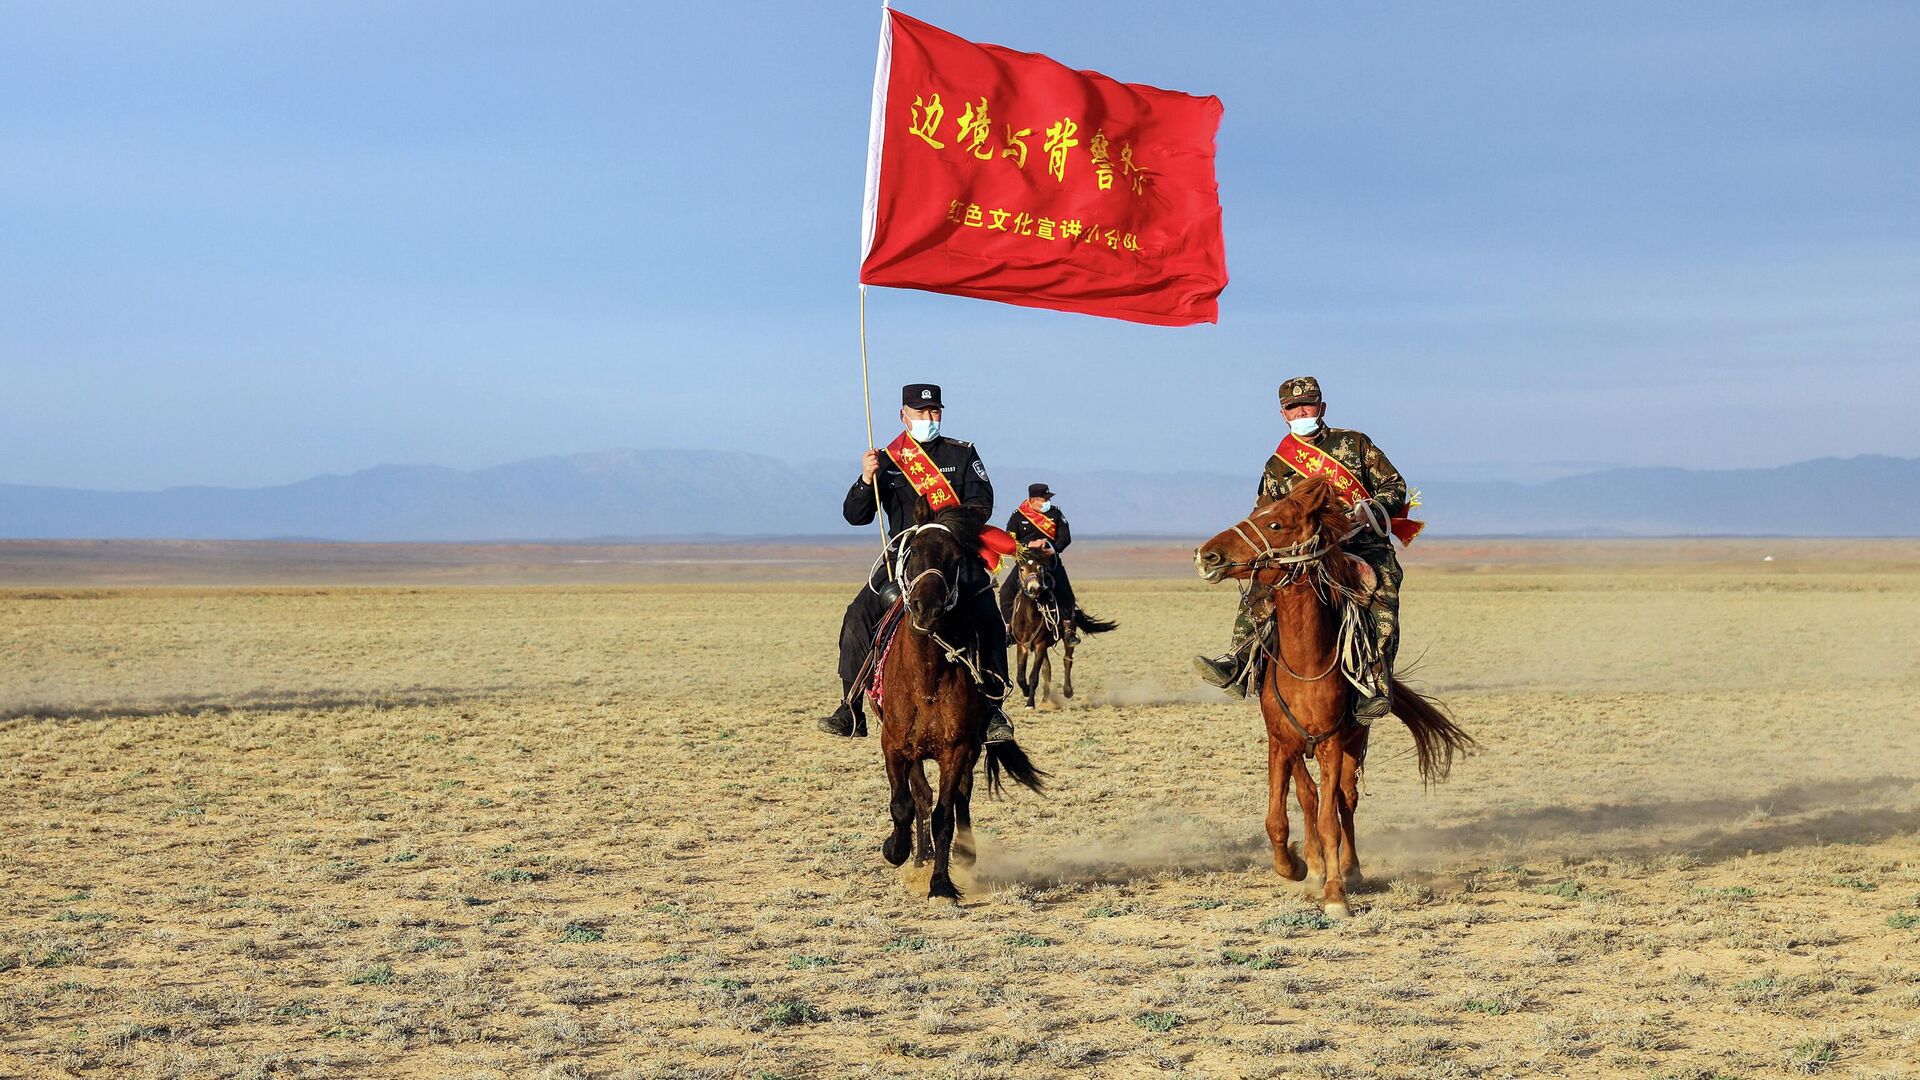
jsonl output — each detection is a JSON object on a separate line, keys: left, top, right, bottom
{"left": 877, "top": 504, "right": 1046, "bottom": 902}
{"left": 1195, "top": 476, "right": 1472, "bottom": 917}
{"left": 1007, "top": 546, "right": 1117, "bottom": 709}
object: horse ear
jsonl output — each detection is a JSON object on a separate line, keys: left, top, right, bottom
{"left": 912, "top": 499, "right": 934, "bottom": 526}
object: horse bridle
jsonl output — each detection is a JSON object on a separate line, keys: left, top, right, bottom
{"left": 893, "top": 523, "right": 961, "bottom": 629}
{"left": 1219, "top": 515, "right": 1329, "bottom": 581}
{"left": 886, "top": 524, "right": 1009, "bottom": 703}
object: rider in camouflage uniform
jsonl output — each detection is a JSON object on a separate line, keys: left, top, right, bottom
{"left": 1193, "top": 375, "right": 1409, "bottom": 722}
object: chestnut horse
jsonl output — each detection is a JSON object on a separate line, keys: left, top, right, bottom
{"left": 877, "top": 504, "right": 1046, "bottom": 902}
{"left": 1008, "top": 546, "right": 1118, "bottom": 709}
{"left": 1195, "top": 476, "right": 1472, "bottom": 917}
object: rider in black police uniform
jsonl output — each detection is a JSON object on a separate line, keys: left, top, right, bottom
{"left": 998, "top": 482, "right": 1078, "bottom": 631}
{"left": 818, "top": 383, "right": 1018, "bottom": 744}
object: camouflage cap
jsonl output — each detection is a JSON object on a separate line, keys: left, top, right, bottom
{"left": 1278, "top": 375, "right": 1322, "bottom": 406}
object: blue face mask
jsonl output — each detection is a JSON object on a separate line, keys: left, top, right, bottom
{"left": 909, "top": 418, "right": 940, "bottom": 442}
{"left": 1287, "top": 415, "right": 1323, "bottom": 437}
{"left": 1036, "top": 500, "right": 1051, "bottom": 513}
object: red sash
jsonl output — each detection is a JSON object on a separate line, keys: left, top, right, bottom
{"left": 1275, "top": 433, "right": 1425, "bottom": 545}
{"left": 1016, "top": 499, "right": 1058, "bottom": 540}
{"left": 884, "top": 431, "right": 1017, "bottom": 569}
{"left": 885, "top": 431, "right": 961, "bottom": 511}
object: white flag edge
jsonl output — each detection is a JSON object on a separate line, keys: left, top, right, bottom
{"left": 859, "top": 6, "right": 894, "bottom": 266}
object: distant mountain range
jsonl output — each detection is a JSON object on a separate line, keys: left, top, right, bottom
{"left": 2, "top": 451, "right": 1915, "bottom": 540}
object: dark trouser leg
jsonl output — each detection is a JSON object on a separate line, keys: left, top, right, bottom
{"left": 1052, "top": 562, "right": 1077, "bottom": 625}
{"left": 998, "top": 572, "right": 1019, "bottom": 624}
{"left": 822, "top": 584, "right": 888, "bottom": 735}
{"left": 964, "top": 576, "right": 1016, "bottom": 743}
{"left": 970, "top": 585, "right": 1010, "bottom": 701}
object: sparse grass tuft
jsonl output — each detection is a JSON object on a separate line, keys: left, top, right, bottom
{"left": 762, "top": 1000, "right": 827, "bottom": 1027}
{"left": 1221, "top": 948, "right": 1285, "bottom": 970}
{"left": 1132, "top": 1010, "right": 1183, "bottom": 1032}
{"left": 346, "top": 962, "right": 394, "bottom": 986}
{"left": 1262, "top": 911, "right": 1334, "bottom": 931}
{"left": 1537, "top": 880, "right": 1602, "bottom": 901}
{"left": 1786, "top": 1037, "right": 1839, "bottom": 1073}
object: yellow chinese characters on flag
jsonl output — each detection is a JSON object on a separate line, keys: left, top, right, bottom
{"left": 860, "top": 10, "right": 1227, "bottom": 326}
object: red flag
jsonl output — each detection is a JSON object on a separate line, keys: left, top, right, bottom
{"left": 859, "top": 10, "right": 1227, "bottom": 327}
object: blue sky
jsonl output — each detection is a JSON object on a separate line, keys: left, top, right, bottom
{"left": 2, "top": 1, "right": 1915, "bottom": 491}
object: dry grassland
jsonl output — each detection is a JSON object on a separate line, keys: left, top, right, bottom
{"left": 3, "top": 544, "right": 1919, "bottom": 1078}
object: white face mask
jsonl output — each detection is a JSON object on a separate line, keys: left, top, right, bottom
{"left": 908, "top": 418, "right": 940, "bottom": 442}
{"left": 1287, "top": 415, "right": 1323, "bottom": 437}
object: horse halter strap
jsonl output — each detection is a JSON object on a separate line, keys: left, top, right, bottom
{"left": 894, "top": 523, "right": 960, "bottom": 618}
{"left": 1224, "top": 516, "right": 1328, "bottom": 578}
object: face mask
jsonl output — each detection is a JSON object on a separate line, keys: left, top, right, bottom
{"left": 908, "top": 418, "right": 940, "bottom": 442}
{"left": 1288, "top": 415, "right": 1322, "bottom": 437}
{"left": 1036, "top": 500, "right": 1051, "bottom": 512}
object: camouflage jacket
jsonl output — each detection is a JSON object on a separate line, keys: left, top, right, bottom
{"left": 1257, "top": 426, "right": 1408, "bottom": 551}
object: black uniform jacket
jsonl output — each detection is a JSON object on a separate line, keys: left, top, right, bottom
{"left": 1004, "top": 502, "right": 1071, "bottom": 552}
{"left": 842, "top": 435, "right": 994, "bottom": 536}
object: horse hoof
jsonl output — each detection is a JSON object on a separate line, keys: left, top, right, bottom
{"left": 881, "top": 835, "right": 910, "bottom": 867}
{"left": 1274, "top": 855, "right": 1307, "bottom": 882}
{"left": 1323, "top": 902, "right": 1352, "bottom": 921}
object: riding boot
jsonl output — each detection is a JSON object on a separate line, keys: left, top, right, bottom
{"left": 985, "top": 709, "right": 1016, "bottom": 745}
{"left": 1350, "top": 660, "right": 1392, "bottom": 725}
{"left": 1193, "top": 604, "right": 1261, "bottom": 698}
{"left": 816, "top": 682, "right": 868, "bottom": 737}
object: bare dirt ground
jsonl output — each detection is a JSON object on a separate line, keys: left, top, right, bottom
{"left": 3, "top": 540, "right": 1918, "bottom": 1078}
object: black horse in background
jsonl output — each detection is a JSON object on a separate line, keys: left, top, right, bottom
{"left": 1005, "top": 546, "right": 1117, "bottom": 709}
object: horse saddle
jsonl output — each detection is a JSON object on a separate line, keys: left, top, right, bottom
{"left": 859, "top": 599, "right": 908, "bottom": 707}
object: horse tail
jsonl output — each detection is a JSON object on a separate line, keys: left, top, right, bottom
{"left": 1389, "top": 678, "right": 1475, "bottom": 786}
{"left": 1072, "top": 610, "right": 1119, "bottom": 635}
{"left": 984, "top": 739, "right": 1049, "bottom": 797}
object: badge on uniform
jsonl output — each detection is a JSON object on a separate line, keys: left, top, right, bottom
{"left": 972, "top": 460, "right": 989, "bottom": 481}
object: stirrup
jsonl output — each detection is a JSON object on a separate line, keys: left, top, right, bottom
{"left": 1192, "top": 654, "right": 1247, "bottom": 697}
{"left": 1351, "top": 690, "right": 1391, "bottom": 725}
{"left": 984, "top": 711, "right": 1016, "bottom": 745}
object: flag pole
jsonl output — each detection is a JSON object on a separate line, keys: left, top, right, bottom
{"left": 859, "top": 284, "right": 890, "bottom": 567}
{"left": 861, "top": 0, "right": 892, "bottom": 572}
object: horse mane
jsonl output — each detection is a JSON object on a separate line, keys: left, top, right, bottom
{"left": 1277, "top": 477, "right": 1368, "bottom": 595}
{"left": 915, "top": 503, "right": 985, "bottom": 555}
